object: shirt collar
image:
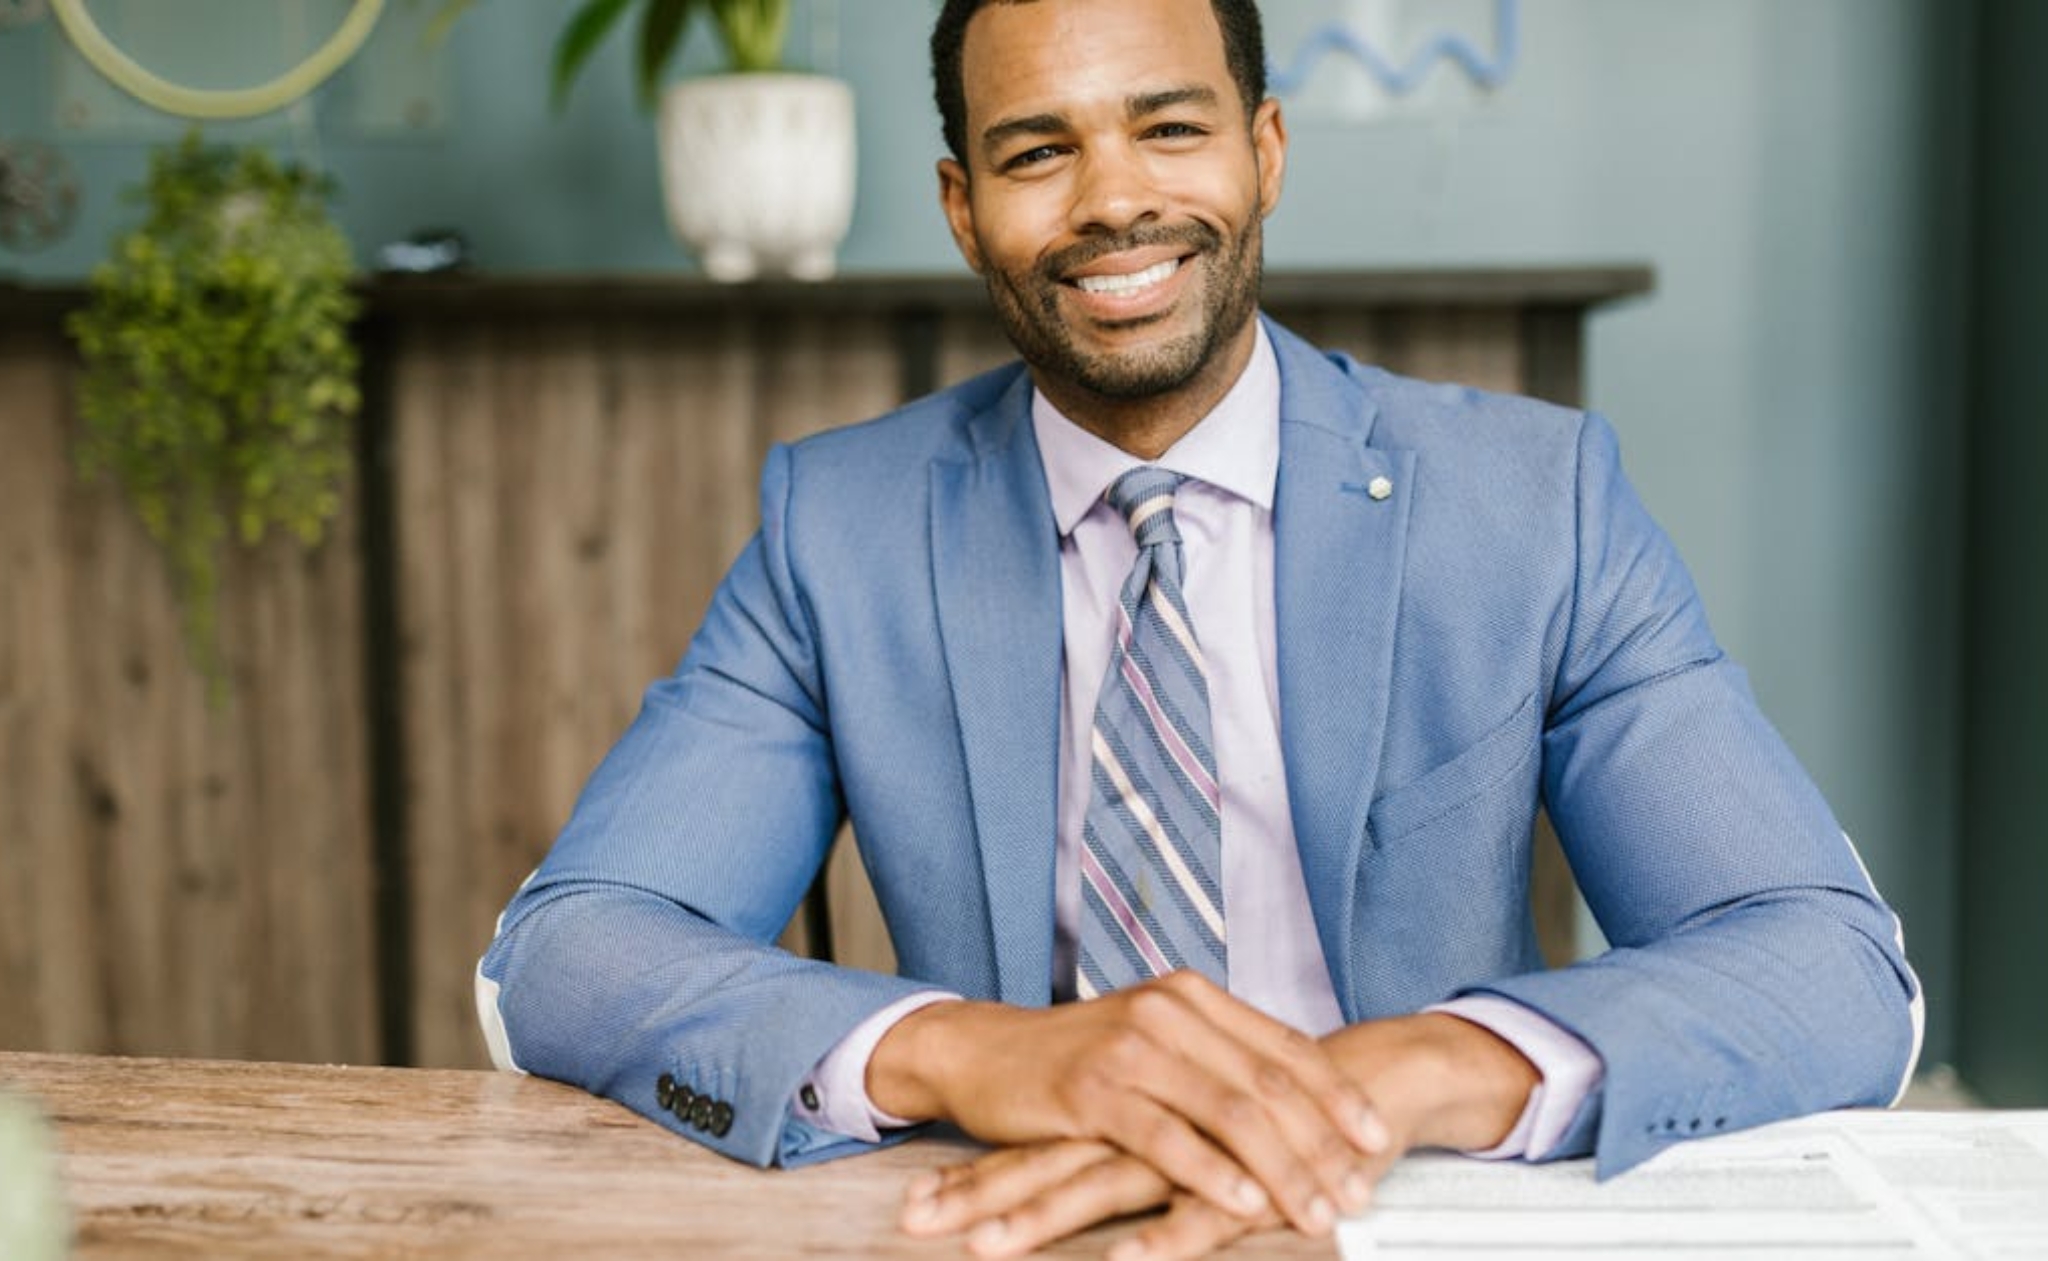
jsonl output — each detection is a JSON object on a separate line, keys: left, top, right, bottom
{"left": 1032, "top": 319, "right": 1280, "bottom": 538}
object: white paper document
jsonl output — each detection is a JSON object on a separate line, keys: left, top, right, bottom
{"left": 1339, "top": 1110, "right": 2048, "bottom": 1261}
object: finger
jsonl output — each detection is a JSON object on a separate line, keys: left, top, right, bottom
{"left": 1154, "top": 971, "right": 1393, "bottom": 1216}
{"left": 1163, "top": 971, "right": 1392, "bottom": 1156}
{"left": 961, "top": 1154, "right": 1175, "bottom": 1259}
{"left": 1101, "top": 979, "right": 1368, "bottom": 1231}
{"left": 1110, "top": 1191, "right": 1267, "bottom": 1261}
{"left": 1090, "top": 1092, "right": 1274, "bottom": 1224}
{"left": 900, "top": 1140, "right": 1118, "bottom": 1236}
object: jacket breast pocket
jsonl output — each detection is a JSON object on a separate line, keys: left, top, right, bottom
{"left": 1366, "top": 690, "right": 1541, "bottom": 849}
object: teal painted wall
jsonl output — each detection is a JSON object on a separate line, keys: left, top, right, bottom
{"left": 2, "top": 1, "right": 1984, "bottom": 1073}
{"left": 1958, "top": 0, "right": 2048, "bottom": 1106}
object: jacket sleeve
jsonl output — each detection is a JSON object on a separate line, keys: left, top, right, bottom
{"left": 476, "top": 443, "right": 938, "bottom": 1169}
{"left": 1469, "top": 413, "right": 1923, "bottom": 1178}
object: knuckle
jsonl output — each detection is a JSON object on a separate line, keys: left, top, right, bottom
{"left": 1101, "top": 1026, "right": 1155, "bottom": 1072}
{"left": 945, "top": 1163, "right": 985, "bottom": 1195}
{"left": 1217, "top": 1089, "right": 1262, "bottom": 1130}
{"left": 1314, "top": 1127, "right": 1356, "bottom": 1169}
{"left": 1124, "top": 987, "right": 1178, "bottom": 1025}
{"left": 1141, "top": 1109, "right": 1186, "bottom": 1154}
{"left": 1251, "top": 1061, "right": 1296, "bottom": 1100}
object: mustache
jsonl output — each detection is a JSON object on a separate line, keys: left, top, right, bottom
{"left": 1037, "top": 222, "right": 1223, "bottom": 282}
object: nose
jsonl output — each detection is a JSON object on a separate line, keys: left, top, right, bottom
{"left": 1067, "top": 143, "right": 1161, "bottom": 236}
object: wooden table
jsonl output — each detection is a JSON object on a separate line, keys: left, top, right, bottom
{"left": 0, "top": 1053, "right": 1331, "bottom": 1258}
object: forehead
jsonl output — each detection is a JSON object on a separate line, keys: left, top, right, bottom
{"left": 959, "top": 0, "right": 1237, "bottom": 125}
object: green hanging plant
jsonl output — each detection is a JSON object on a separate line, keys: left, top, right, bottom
{"left": 67, "top": 132, "right": 360, "bottom": 697}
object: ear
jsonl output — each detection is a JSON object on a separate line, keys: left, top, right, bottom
{"left": 1251, "top": 97, "right": 1288, "bottom": 219}
{"left": 937, "top": 157, "right": 986, "bottom": 275}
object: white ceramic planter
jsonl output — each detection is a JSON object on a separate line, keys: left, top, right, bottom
{"left": 657, "top": 73, "right": 856, "bottom": 283}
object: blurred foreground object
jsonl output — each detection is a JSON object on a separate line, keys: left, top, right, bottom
{"left": 0, "top": 1091, "right": 70, "bottom": 1261}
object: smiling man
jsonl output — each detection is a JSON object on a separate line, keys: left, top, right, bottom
{"left": 476, "top": 1, "right": 1922, "bottom": 1257}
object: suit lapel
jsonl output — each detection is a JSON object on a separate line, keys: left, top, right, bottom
{"left": 1269, "top": 325, "right": 1414, "bottom": 1021}
{"left": 930, "top": 373, "right": 1064, "bottom": 1007}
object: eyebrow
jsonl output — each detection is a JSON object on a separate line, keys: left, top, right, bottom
{"left": 978, "top": 84, "right": 1223, "bottom": 158}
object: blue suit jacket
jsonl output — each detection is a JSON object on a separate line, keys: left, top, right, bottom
{"left": 479, "top": 318, "right": 1920, "bottom": 1179}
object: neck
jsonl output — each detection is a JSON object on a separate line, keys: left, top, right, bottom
{"left": 1035, "top": 319, "right": 1259, "bottom": 460}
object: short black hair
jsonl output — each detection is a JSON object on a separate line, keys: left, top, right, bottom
{"left": 931, "top": 0, "right": 1268, "bottom": 164}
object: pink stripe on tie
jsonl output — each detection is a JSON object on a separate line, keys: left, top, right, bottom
{"left": 1118, "top": 653, "right": 1220, "bottom": 811}
{"left": 1080, "top": 847, "right": 1173, "bottom": 977}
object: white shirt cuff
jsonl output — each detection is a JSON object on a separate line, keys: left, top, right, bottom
{"left": 1428, "top": 994, "right": 1604, "bottom": 1160}
{"left": 791, "top": 991, "right": 963, "bottom": 1142}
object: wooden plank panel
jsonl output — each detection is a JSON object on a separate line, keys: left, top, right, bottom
{"left": 1274, "top": 306, "right": 1525, "bottom": 396}
{"left": 0, "top": 329, "right": 103, "bottom": 1053}
{"left": 934, "top": 311, "right": 1021, "bottom": 390}
{"left": 0, "top": 329, "right": 377, "bottom": 1064}
{"left": 399, "top": 314, "right": 827, "bottom": 1066}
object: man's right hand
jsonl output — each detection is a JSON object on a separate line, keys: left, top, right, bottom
{"left": 869, "top": 970, "right": 1389, "bottom": 1236}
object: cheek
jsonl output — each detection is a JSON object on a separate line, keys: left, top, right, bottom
{"left": 971, "top": 194, "right": 1067, "bottom": 274}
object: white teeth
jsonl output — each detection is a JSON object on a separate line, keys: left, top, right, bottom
{"left": 1075, "top": 259, "right": 1179, "bottom": 295}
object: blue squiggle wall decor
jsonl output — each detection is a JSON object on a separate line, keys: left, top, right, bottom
{"left": 1268, "top": 0, "right": 1521, "bottom": 98}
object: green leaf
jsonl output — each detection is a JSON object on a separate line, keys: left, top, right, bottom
{"left": 423, "top": 0, "right": 479, "bottom": 47}
{"left": 717, "top": 0, "right": 789, "bottom": 72}
{"left": 552, "top": 0, "right": 640, "bottom": 113}
{"left": 637, "top": 0, "right": 696, "bottom": 109}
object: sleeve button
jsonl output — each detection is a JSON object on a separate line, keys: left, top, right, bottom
{"left": 799, "top": 1084, "right": 820, "bottom": 1111}
{"left": 711, "top": 1101, "right": 735, "bottom": 1137}
{"left": 689, "top": 1097, "right": 715, "bottom": 1131}
{"left": 656, "top": 1074, "right": 678, "bottom": 1111}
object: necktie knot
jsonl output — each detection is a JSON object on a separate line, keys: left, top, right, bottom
{"left": 1106, "top": 466, "right": 1186, "bottom": 551}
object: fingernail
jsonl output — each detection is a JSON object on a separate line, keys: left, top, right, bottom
{"left": 1307, "top": 1195, "right": 1336, "bottom": 1232}
{"left": 1234, "top": 1178, "right": 1268, "bottom": 1213}
{"left": 1343, "top": 1171, "right": 1374, "bottom": 1210}
{"left": 967, "top": 1219, "right": 1007, "bottom": 1254}
{"left": 1356, "top": 1107, "right": 1392, "bottom": 1152}
{"left": 1109, "top": 1241, "right": 1149, "bottom": 1261}
{"left": 904, "top": 1171, "right": 941, "bottom": 1201}
{"left": 901, "top": 1196, "right": 938, "bottom": 1228}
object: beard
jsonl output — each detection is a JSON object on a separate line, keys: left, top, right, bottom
{"left": 979, "top": 214, "right": 1264, "bottom": 401}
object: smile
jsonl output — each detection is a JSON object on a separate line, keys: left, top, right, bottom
{"left": 1073, "top": 258, "right": 1182, "bottom": 297}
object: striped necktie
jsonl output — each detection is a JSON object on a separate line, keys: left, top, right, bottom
{"left": 1076, "top": 466, "right": 1226, "bottom": 998}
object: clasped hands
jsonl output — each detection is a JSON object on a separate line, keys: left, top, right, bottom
{"left": 867, "top": 971, "right": 1538, "bottom": 1259}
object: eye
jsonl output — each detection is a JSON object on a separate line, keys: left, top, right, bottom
{"left": 1144, "top": 121, "right": 1208, "bottom": 142}
{"left": 1000, "top": 144, "right": 1068, "bottom": 172}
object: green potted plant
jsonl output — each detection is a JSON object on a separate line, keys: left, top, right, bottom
{"left": 440, "top": 0, "right": 856, "bottom": 280}
{"left": 67, "top": 132, "right": 359, "bottom": 697}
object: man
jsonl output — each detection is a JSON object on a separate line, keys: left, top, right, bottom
{"left": 477, "top": 0, "right": 1922, "bottom": 1256}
